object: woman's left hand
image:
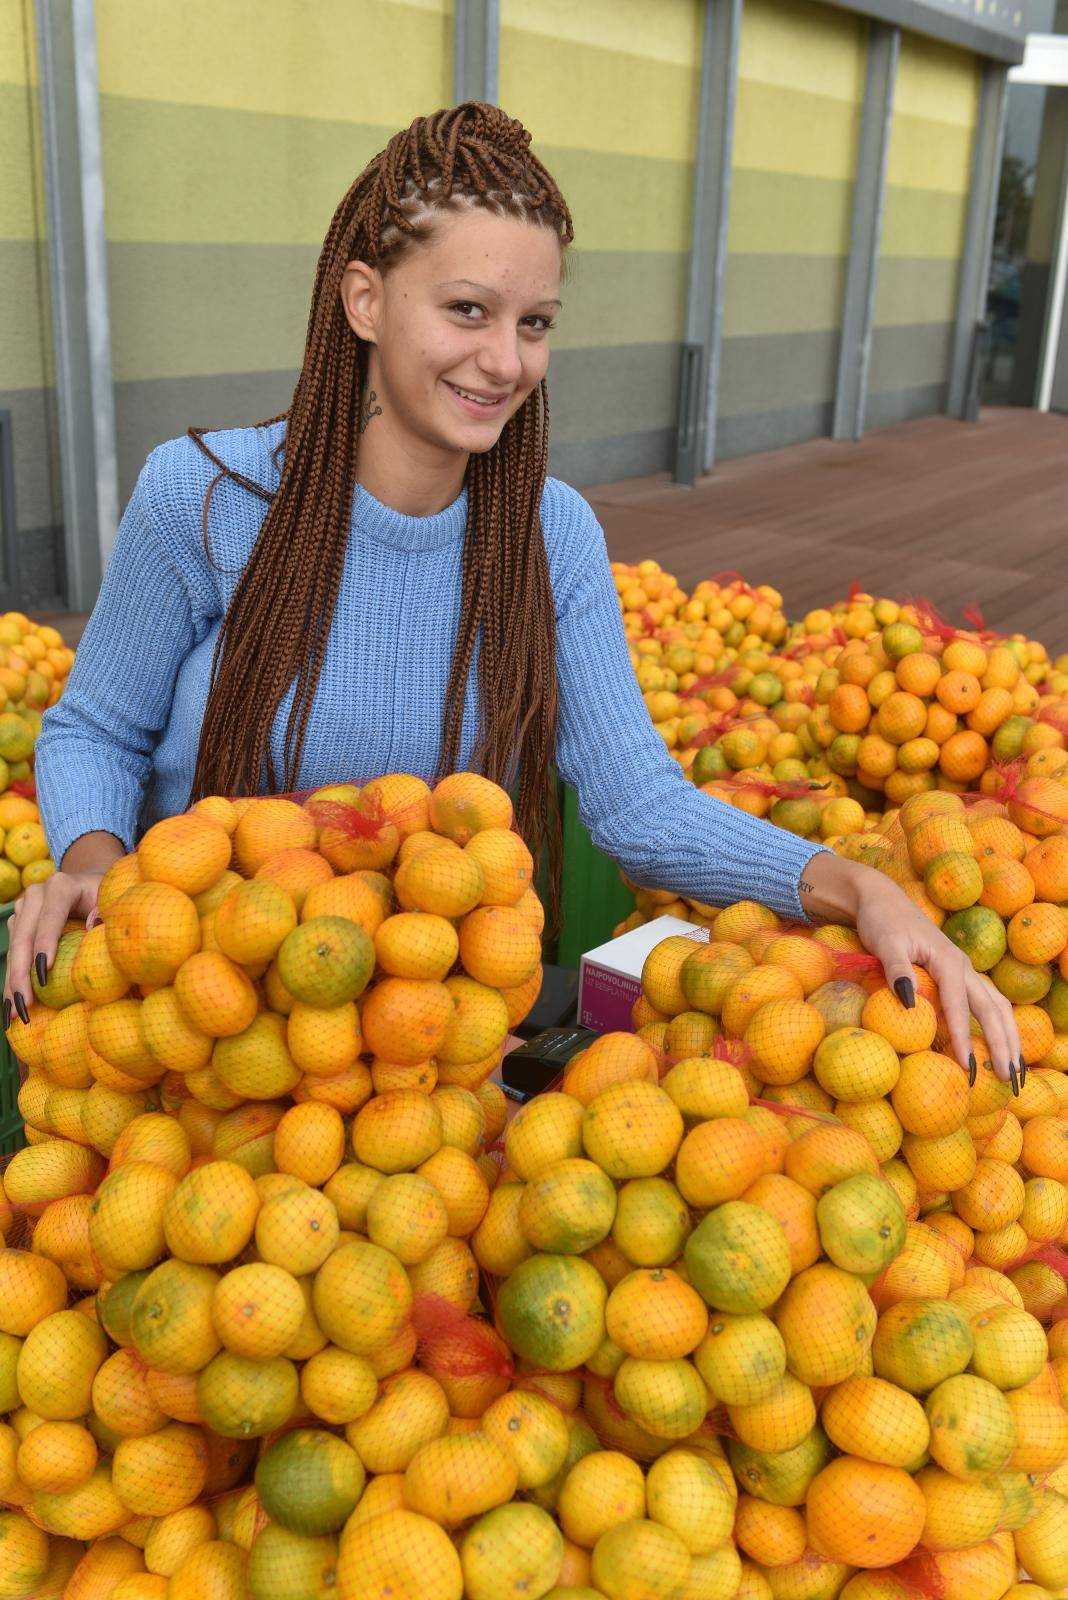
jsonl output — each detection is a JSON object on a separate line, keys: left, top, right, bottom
{"left": 800, "top": 852, "right": 1024, "bottom": 1093}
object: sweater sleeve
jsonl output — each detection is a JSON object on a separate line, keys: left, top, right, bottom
{"left": 550, "top": 494, "right": 828, "bottom": 923}
{"left": 35, "top": 458, "right": 204, "bottom": 865}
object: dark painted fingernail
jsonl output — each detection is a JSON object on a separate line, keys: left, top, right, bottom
{"left": 1020, "top": 1054, "right": 1027, "bottom": 1088}
{"left": 894, "top": 976, "right": 915, "bottom": 1010}
{"left": 14, "top": 992, "right": 28, "bottom": 1025}
{"left": 1009, "top": 1062, "right": 1020, "bottom": 1097}
{"left": 968, "top": 1051, "right": 977, "bottom": 1087}
{"left": 2, "top": 999, "right": 10, "bottom": 1029}
{"left": 34, "top": 952, "right": 47, "bottom": 988}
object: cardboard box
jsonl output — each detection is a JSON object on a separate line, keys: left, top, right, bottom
{"left": 578, "top": 915, "right": 710, "bottom": 1034}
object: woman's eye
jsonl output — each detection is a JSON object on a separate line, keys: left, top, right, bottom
{"left": 450, "top": 301, "right": 482, "bottom": 318}
{"left": 524, "top": 316, "right": 556, "bottom": 332}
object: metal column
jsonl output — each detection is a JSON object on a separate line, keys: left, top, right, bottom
{"left": 674, "top": 0, "right": 743, "bottom": 485}
{"left": 832, "top": 23, "right": 899, "bottom": 442}
{"left": 35, "top": 0, "right": 117, "bottom": 608}
{"left": 1036, "top": 129, "right": 1068, "bottom": 411}
{"left": 946, "top": 60, "right": 1009, "bottom": 420}
{"left": 453, "top": 0, "right": 499, "bottom": 106}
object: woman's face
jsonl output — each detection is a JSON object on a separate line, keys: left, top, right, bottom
{"left": 342, "top": 208, "right": 563, "bottom": 458}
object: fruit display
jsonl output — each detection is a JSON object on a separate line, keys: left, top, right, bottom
{"left": 616, "top": 576, "right": 1068, "bottom": 936}
{"left": 621, "top": 908, "right": 1068, "bottom": 1598}
{"left": 0, "top": 613, "right": 75, "bottom": 902}
{"left": 0, "top": 757, "right": 1065, "bottom": 1598}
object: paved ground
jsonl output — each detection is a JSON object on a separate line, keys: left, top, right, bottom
{"left": 32, "top": 406, "right": 1068, "bottom": 655}
{"left": 584, "top": 406, "right": 1068, "bottom": 655}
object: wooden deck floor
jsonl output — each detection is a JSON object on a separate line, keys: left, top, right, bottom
{"left": 584, "top": 406, "right": 1068, "bottom": 655}
{"left": 31, "top": 406, "right": 1068, "bottom": 655}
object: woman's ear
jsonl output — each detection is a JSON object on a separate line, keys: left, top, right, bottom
{"left": 340, "top": 260, "right": 382, "bottom": 344}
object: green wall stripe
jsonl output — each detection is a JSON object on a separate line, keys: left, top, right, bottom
{"left": 734, "top": 81, "right": 861, "bottom": 182}
{"left": 868, "top": 321, "right": 954, "bottom": 390}
{"left": 537, "top": 146, "right": 694, "bottom": 254}
{"left": 0, "top": 240, "right": 55, "bottom": 390}
{"left": 880, "top": 186, "right": 969, "bottom": 259}
{"left": 874, "top": 257, "right": 961, "bottom": 327}
{"left": 886, "top": 112, "right": 975, "bottom": 194}
{"left": 728, "top": 171, "right": 855, "bottom": 256}
{"left": 99, "top": 98, "right": 392, "bottom": 246}
{"left": 719, "top": 329, "right": 840, "bottom": 415}
{"left": 722, "top": 256, "right": 848, "bottom": 337}
{"left": 498, "top": 26, "right": 701, "bottom": 162}
{"left": 103, "top": 241, "right": 687, "bottom": 383}
{"left": 97, "top": 98, "right": 695, "bottom": 255}
{"left": 557, "top": 253, "right": 688, "bottom": 349}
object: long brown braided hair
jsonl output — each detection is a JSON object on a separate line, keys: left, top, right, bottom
{"left": 187, "top": 103, "right": 573, "bottom": 914}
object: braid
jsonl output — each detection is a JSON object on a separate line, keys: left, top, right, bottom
{"left": 188, "top": 103, "right": 572, "bottom": 920}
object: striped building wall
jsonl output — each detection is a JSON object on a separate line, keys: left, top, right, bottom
{"left": 93, "top": 0, "right": 453, "bottom": 503}
{"left": 0, "top": 0, "right": 65, "bottom": 607}
{"left": 718, "top": 0, "right": 867, "bottom": 459}
{"left": 499, "top": 0, "right": 703, "bottom": 487}
{"left": 868, "top": 33, "right": 980, "bottom": 427}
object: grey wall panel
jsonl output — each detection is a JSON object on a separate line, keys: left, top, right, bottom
{"left": 864, "top": 381, "right": 948, "bottom": 427}
{"left": 868, "top": 321, "right": 954, "bottom": 391}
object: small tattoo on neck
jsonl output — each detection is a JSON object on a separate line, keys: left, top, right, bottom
{"left": 799, "top": 879, "right": 815, "bottom": 894}
{"left": 360, "top": 388, "right": 383, "bottom": 433}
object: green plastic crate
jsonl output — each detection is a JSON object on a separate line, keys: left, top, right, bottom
{"left": 0, "top": 902, "right": 23, "bottom": 1156}
{"left": 556, "top": 785, "right": 636, "bottom": 969}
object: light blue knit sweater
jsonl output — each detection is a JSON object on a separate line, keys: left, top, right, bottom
{"left": 35, "top": 421, "right": 823, "bottom": 920}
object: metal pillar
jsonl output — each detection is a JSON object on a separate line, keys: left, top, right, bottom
{"left": 674, "top": 0, "right": 743, "bottom": 485}
{"left": 946, "top": 60, "right": 1009, "bottom": 419}
{"left": 832, "top": 23, "right": 899, "bottom": 441}
{"left": 35, "top": 0, "right": 117, "bottom": 607}
{"left": 1036, "top": 129, "right": 1068, "bottom": 411}
{"left": 453, "top": 0, "right": 499, "bottom": 106}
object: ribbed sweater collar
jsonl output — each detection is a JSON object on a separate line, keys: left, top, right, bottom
{"left": 352, "top": 480, "right": 468, "bottom": 552}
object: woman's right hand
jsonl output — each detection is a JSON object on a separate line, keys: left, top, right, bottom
{"left": 3, "top": 870, "right": 106, "bottom": 1026}
{"left": 3, "top": 831, "right": 126, "bottom": 1028}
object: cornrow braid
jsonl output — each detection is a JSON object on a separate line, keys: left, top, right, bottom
{"left": 187, "top": 103, "right": 572, "bottom": 922}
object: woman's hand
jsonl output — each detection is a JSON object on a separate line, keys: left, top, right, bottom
{"left": 801, "top": 852, "right": 1025, "bottom": 1092}
{"left": 3, "top": 832, "right": 125, "bottom": 1028}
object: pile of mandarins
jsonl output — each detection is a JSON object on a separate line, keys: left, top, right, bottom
{"left": 0, "top": 769, "right": 1065, "bottom": 1599}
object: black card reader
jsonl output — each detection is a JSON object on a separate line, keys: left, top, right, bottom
{"left": 497, "top": 1025, "right": 601, "bottom": 1103}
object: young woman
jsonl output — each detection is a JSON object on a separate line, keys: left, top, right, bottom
{"left": 9, "top": 102, "right": 1021, "bottom": 1086}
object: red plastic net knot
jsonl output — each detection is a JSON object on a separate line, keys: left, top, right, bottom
{"left": 8, "top": 778, "right": 36, "bottom": 799}
{"left": 893, "top": 1549, "right": 946, "bottom": 1600}
{"left": 1005, "top": 1242, "right": 1068, "bottom": 1283}
{"left": 833, "top": 950, "right": 885, "bottom": 979}
{"left": 704, "top": 1402, "right": 741, "bottom": 1441}
{"left": 708, "top": 571, "right": 759, "bottom": 599}
{"left": 410, "top": 1292, "right": 514, "bottom": 1381}
{"left": 748, "top": 1094, "right": 834, "bottom": 1124}
{"left": 960, "top": 603, "right": 986, "bottom": 631}
{"left": 902, "top": 596, "right": 963, "bottom": 646}
{"left": 689, "top": 668, "right": 741, "bottom": 697}
{"left": 711, "top": 1035, "right": 753, "bottom": 1068}
{"left": 639, "top": 607, "right": 658, "bottom": 634}
{"left": 989, "top": 756, "right": 1026, "bottom": 806}
{"left": 303, "top": 794, "right": 390, "bottom": 841}
{"left": 847, "top": 579, "right": 862, "bottom": 603}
